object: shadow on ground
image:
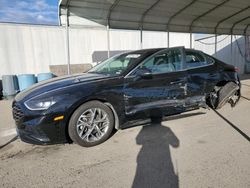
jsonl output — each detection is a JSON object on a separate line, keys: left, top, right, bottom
{"left": 133, "top": 119, "right": 179, "bottom": 188}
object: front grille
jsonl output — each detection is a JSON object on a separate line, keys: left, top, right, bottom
{"left": 12, "top": 102, "right": 24, "bottom": 124}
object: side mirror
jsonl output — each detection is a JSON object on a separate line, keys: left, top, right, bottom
{"left": 136, "top": 68, "right": 153, "bottom": 79}
{"left": 141, "top": 72, "right": 153, "bottom": 79}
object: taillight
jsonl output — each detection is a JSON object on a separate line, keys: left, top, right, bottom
{"left": 234, "top": 67, "right": 239, "bottom": 72}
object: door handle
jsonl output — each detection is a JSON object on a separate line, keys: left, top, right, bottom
{"left": 170, "top": 80, "right": 183, "bottom": 84}
{"left": 209, "top": 72, "right": 217, "bottom": 77}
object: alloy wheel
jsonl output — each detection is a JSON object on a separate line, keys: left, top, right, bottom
{"left": 76, "top": 108, "right": 110, "bottom": 142}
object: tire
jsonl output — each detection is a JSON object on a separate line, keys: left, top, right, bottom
{"left": 68, "top": 101, "right": 115, "bottom": 147}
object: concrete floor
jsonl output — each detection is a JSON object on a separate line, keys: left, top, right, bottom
{"left": 0, "top": 79, "right": 249, "bottom": 188}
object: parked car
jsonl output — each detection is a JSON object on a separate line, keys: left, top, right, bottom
{"left": 12, "top": 47, "right": 240, "bottom": 147}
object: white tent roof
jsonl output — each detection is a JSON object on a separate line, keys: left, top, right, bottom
{"left": 59, "top": 0, "right": 250, "bottom": 35}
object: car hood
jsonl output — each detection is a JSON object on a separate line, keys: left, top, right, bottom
{"left": 15, "top": 73, "right": 111, "bottom": 102}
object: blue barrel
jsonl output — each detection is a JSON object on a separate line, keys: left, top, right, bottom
{"left": 17, "top": 74, "right": 36, "bottom": 91}
{"left": 37, "top": 72, "right": 53, "bottom": 82}
{"left": 2, "top": 75, "right": 19, "bottom": 97}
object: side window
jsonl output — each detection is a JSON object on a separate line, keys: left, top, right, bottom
{"left": 135, "top": 49, "right": 182, "bottom": 74}
{"left": 185, "top": 51, "right": 208, "bottom": 68}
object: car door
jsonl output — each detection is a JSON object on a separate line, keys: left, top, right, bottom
{"left": 123, "top": 47, "right": 188, "bottom": 119}
{"left": 185, "top": 49, "right": 219, "bottom": 107}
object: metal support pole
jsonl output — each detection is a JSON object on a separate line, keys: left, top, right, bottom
{"left": 245, "top": 35, "right": 247, "bottom": 73}
{"left": 215, "top": 34, "right": 217, "bottom": 57}
{"left": 245, "top": 35, "right": 247, "bottom": 59}
{"left": 107, "top": 25, "right": 110, "bottom": 58}
{"left": 140, "top": 28, "right": 143, "bottom": 49}
{"left": 167, "top": 31, "right": 170, "bottom": 47}
{"left": 65, "top": 7, "right": 71, "bottom": 75}
{"left": 230, "top": 34, "right": 233, "bottom": 65}
{"left": 190, "top": 33, "right": 192, "bottom": 48}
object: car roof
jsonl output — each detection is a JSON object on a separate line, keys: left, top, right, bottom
{"left": 129, "top": 48, "right": 164, "bottom": 54}
{"left": 128, "top": 46, "right": 190, "bottom": 54}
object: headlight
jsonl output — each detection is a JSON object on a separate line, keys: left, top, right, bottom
{"left": 24, "top": 97, "right": 56, "bottom": 111}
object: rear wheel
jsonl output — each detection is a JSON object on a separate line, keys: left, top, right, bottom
{"left": 68, "top": 101, "right": 114, "bottom": 147}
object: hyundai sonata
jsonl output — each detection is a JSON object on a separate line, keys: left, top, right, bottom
{"left": 12, "top": 47, "right": 240, "bottom": 147}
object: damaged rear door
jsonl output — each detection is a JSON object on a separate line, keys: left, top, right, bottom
{"left": 123, "top": 47, "right": 188, "bottom": 118}
{"left": 184, "top": 50, "right": 219, "bottom": 108}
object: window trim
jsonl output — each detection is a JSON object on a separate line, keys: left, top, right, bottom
{"left": 125, "top": 47, "right": 185, "bottom": 78}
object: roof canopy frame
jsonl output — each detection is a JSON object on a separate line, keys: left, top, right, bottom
{"left": 60, "top": 0, "right": 250, "bottom": 35}
{"left": 166, "top": 0, "right": 198, "bottom": 31}
{"left": 215, "top": 6, "right": 250, "bottom": 34}
{"left": 231, "top": 16, "right": 250, "bottom": 34}
{"left": 244, "top": 24, "right": 250, "bottom": 35}
{"left": 139, "top": 0, "right": 162, "bottom": 30}
{"left": 189, "top": 0, "right": 230, "bottom": 33}
{"left": 107, "top": 0, "right": 121, "bottom": 26}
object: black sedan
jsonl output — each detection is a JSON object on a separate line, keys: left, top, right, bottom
{"left": 12, "top": 47, "right": 240, "bottom": 147}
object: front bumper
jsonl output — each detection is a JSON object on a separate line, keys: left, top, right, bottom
{"left": 13, "top": 102, "right": 69, "bottom": 145}
{"left": 17, "top": 127, "right": 51, "bottom": 145}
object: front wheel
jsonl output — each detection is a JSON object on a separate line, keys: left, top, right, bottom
{"left": 68, "top": 101, "right": 115, "bottom": 147}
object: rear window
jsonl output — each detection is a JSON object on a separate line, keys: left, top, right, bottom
{"left": 186, "top": 50, "right": 213, "bottom": 68}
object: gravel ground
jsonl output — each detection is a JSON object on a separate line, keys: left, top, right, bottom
{"left": 0, "top": 78, "right": 249, "bottom": 188}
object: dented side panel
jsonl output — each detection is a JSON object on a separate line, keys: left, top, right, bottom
{"left": 220, "top": 71, "right": 240, "bottom": 86}
{"left": 186, "top": 64, "right": 219, "bottom": 107}
{"left": 121, "top": 58, "right": 240, "bottom": 127}
{"left": 123, "top": 71, "right": 187, "bottom": 119}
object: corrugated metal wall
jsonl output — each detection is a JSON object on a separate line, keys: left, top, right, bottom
{"left": 0, "top": 23, "right": 192, "bottom": 77}
{"left": 0, "top": 24, "right": 67, "bottom": 77}
{"left": 194, "top": 35, "right": 246, "bottom": 74}
{"left": 0, "top": 23, "right": 247, "bottom": 77}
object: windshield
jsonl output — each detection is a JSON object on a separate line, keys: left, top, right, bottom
{"left": 88, "top": 53, "right": 142, "bottom": 75}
